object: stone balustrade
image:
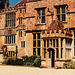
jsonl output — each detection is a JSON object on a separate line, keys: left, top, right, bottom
{"left": 41, "top": 29, "right": 73, "bottom": 39}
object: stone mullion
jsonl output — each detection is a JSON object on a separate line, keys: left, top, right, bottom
{"left": 11, "top": 36, "right": 12, "bottom": 44}
{"left": 55, "top": 39, "right": 56, "bottom": 60}
{"left": 11, "top": 14, "right": 12, "bottom": 27}
{"left": 36, "top": 34, "right": 37, "bottom": 55}
{"left": 41, "top": 39, "right": 44, "bottom": 59}
{"left": 60, "top": 7, "right": 62, "bottom": 21}
{"left": 63, "top": 39, "right": 66, "bottom": 59}
{"left": 7, "top": 36, "right": 9, "bottom": 44}
{"left": 5, "top": 36, "right": 6, "bottom": 44}
{"left": 9, "top": 36, "right": 10, "bottom": 44}
{"left": 49, "top": 39, "right": 51, "bottom": 47}
{"left": 14, "top": 13, "right": 15, "bottom": 26}
{"left": 46, "top": 40, "right": 47, "bottom": 58}
{"left": 7, "top": 36, "right": 8, "bottom": 44}
{"left": 46, "top": 40, "right": 47, "bottom": 50}
{"left": 52, "top": 39, "right": 53, "bottom": 47}
{"left": 40, "top": 10, "right": 42, "bottom": 23}
{"left": 13, "top": 35, "right": 14, "bottom": 44}
{"left": 13, "top": 13, "right": 14, "bottom": 27}
{"left": 9, "top": 13, "right": 10, "bottom": 27}
{"left": 8, "top": 14, "right": 9, "bottom": 27}
{"left": 12, "top": 13, "right": 13, "bottom": 27}
{"left": 12, "top": 36, "right": 13, "bottom": 44}
{"left": 59, "top": 38, "right": 61, "bottom": 59}
{"left": 7, "top": 14, "right": 8, "bottom": 27}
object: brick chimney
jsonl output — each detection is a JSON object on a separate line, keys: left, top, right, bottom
{"left": 5, "top": 3, "right": 9, "bottom": 9}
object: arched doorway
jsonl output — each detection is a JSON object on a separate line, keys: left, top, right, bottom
{"left": 47, "top": 48, "right": 55, "bottom": 68}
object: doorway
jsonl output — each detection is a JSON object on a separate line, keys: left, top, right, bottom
{"left": 48, "top": 48, "right": 55, "bottom": 68}
{"left": 52, "top": 50, "right": 54, "bottom": 67}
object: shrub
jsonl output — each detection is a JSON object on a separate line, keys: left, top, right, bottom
{"left": 28, "top": 55, "right": 37, "bottom": 62}
{"left": 3, "top": 55, "right": 41, "bottom": 67}
{"left": 22, "top": 55, "right": 41, "bottom": 67}
{"left": 33, "top": 56, "right": 41, "bottom": 67}
{"left": 22, "top": 56, "right": 29, "bottom": 62}
{"left": 63, "top": 60, "right": 75, "bottom": 69}
{"left": 6, "top": 58, "right": 23, "bottom": 65}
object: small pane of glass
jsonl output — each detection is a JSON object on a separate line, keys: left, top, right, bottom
{"left": 49, "top": 50, "right": 51, "bottom": 58}
{"left": 33, "top": 34, "right": 36, "bottom": 39}
{"left": 42, "top": 9, "right": 45, "bottom": 15}
{"left": 44, "top": 40, "right": 46, "bottom": 47}
{"left": 53, "top": 39, "right": 55, "bottom": 47}
{"left": 37, "top": 17, "right": 40, "bottom": 23}
{"left": 61, "top": 48, "right": 63, "bottom": 58}
{"left": 37, "top": 48, "right": 40, "bottom": 55}
{"left": 37, "top": 10, "right": 40, "bottom": 16}
{"left": 37, "top": 33, "right": 40, "bottom": 39}
{"left": 56, "top": 48, "right": 59, "bottom": 58}
{"left": 57, "top": 15, "right": 60, "bottom": 21}
{"left": 33, "top": 48, "right": 36, "bottom": 55}
{"left": 37, "top": 40, "right": 40, "bottom": 47}
{"left": 56, "top": 39, "right": 58, "bottom": 47}
{"left": 47, "top": 40, "right": 49, "bottom": 47}
{"left": 33, "top": 41, "right": 36, "bottom": 47}
{"left": 57, "top": 8, "right": 60, "bottom": 14}
{"left": 62, "top": 14, "right": 66, "bottom": 21}
{"left": 44, "top": 49, "right": 46, "bottom": 58}
{"left": 50, "top": 39, "right": 52, "bottom": 46}
{"left": 62, "top": 7, "right": 65, "bottom": 13}
{"left": 42, "top": 16, "right": 45, "bottom": 23}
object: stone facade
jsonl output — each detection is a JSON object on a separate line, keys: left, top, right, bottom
{"left": 0, "top": 0, "right": 75, "bottom": 68}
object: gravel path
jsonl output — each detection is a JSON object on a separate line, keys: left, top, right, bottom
{"left": 0, "top": 65, "right": 75, "bottom": 75}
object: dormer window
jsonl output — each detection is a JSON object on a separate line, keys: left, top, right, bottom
{"left": 37, "top": 8, "right": 45, "bottom": 24}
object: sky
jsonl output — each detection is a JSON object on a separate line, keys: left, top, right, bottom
{"left": 9, "top": 0, "right": 21, "bottom": 7}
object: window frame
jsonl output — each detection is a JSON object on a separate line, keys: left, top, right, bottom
{"left": 21, "top": 41, "right": 25, "bottom": 47}
{"left": 56, "top": 6, "right": 66, "bottom": 22}
{"left": 37, "top": 8, "right": 45, "bottom": 24}
{"left": 33, "top": 33, "right": 41, "bottom": 56}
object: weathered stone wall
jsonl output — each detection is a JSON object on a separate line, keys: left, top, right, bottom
{"left": 26, "top": 0, "right": 75, "bottom": 30}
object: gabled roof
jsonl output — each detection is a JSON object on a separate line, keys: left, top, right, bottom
{"left": 48, "top": 20, "right": 64, "bottom": 31}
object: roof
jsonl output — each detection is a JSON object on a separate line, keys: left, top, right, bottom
{"left": 11, "top": 1, "right": 25, "bottom": 8}
{"left": 48, "top": 20, "right": 64, "bottom": 32}
{"left": 11, "top": 0, "right": 38, "bottom": 8}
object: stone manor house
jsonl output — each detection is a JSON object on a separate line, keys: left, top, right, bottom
{"left": 0, "top": 0, "right": 75, "bottom": 68}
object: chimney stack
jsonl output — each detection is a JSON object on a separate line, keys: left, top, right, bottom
{"left": 5, "top": 3, "right": 9, "bottom": 9}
